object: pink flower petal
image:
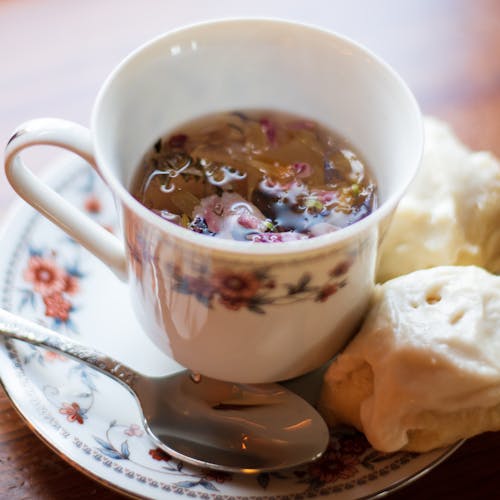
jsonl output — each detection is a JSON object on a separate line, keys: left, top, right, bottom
{"left": 250, "top": 232, "right": 309, "bottom": 243}
{"left": 293, "top": 162, "right": 312, "bottom": 178}
{"left": 259, "top": 118, "right": 276, "bottom": 144}
{"left": 192, "top": 193, "right": 267, "bottom": 239}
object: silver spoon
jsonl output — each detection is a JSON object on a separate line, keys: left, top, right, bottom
{"left": 0, "top": 309, "right": 329, "bottom": 473}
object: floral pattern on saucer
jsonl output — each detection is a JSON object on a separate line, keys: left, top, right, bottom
{"left": 0, "top": 158, "right": 459, "bottom": 500}
{"left": 20, "top": 248, "right": 84, "bottom": 331}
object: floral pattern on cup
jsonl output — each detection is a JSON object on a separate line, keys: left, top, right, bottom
{"left": 168, "top": 259, "right": 352, "bottom": 314}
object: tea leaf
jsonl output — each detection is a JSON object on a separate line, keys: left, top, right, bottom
{"left": 180, "top": 214, "right": 191, "bottom": 227}
{"left": 232, "top": 111, "right": 249, "bottom": 121}
{"left": 228, "top": 123, "right": 244, "bottom": 135}
{"left": 170, "top": 190, "right": 200, "bottom": 215}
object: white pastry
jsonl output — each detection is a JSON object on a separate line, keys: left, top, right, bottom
{"left": 377, "top": 118, "right": 500, "bottom": 282}
{"left": 319, "top": 266, "right": 500, "bottom": 452}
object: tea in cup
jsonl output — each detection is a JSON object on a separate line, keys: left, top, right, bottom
{"left": 5, "top": 19, "right": 422, "bottom": 383}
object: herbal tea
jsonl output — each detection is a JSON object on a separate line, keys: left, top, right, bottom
{"left": 131, "top": 110, "right": 377, "bottom": 242}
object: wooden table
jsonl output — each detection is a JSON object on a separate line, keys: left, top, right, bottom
{"left": 1, "top": 0, "right": 499, "bottom": 497}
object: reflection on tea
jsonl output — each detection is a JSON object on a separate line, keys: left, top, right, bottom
{"left": 131, "top": 110, "right": 377, "bottom": 242}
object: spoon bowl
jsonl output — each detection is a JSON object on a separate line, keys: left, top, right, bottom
{"left": 0, "top": 309, "right": 329, "bottom": 473}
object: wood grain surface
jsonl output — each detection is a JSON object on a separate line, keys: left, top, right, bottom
{"left": 1, "top": 0, "right": 500, "bottom": 498}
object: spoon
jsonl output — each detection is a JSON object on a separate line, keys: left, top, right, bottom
{"left": 0, "top": 309, "right": 329, "bottom": 473}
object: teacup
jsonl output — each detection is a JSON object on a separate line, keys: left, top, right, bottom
{"left": 4, "top": 19, "right": 422, "bottom": 383}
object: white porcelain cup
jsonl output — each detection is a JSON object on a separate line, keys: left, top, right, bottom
{"left": 4, "top": 19, "right": 422, "bottom": 383}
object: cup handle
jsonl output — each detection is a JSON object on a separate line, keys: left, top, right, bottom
{"left": 4, "top": 118, "right": 128, "bottom": 280}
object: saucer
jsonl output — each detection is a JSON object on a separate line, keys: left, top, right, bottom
{"left": 0, "top": 157, "right": 460, "bottom": 499}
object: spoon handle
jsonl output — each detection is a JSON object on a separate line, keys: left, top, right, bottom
{"left": 0, "top": 308, "right": 139, "bottom": 387}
